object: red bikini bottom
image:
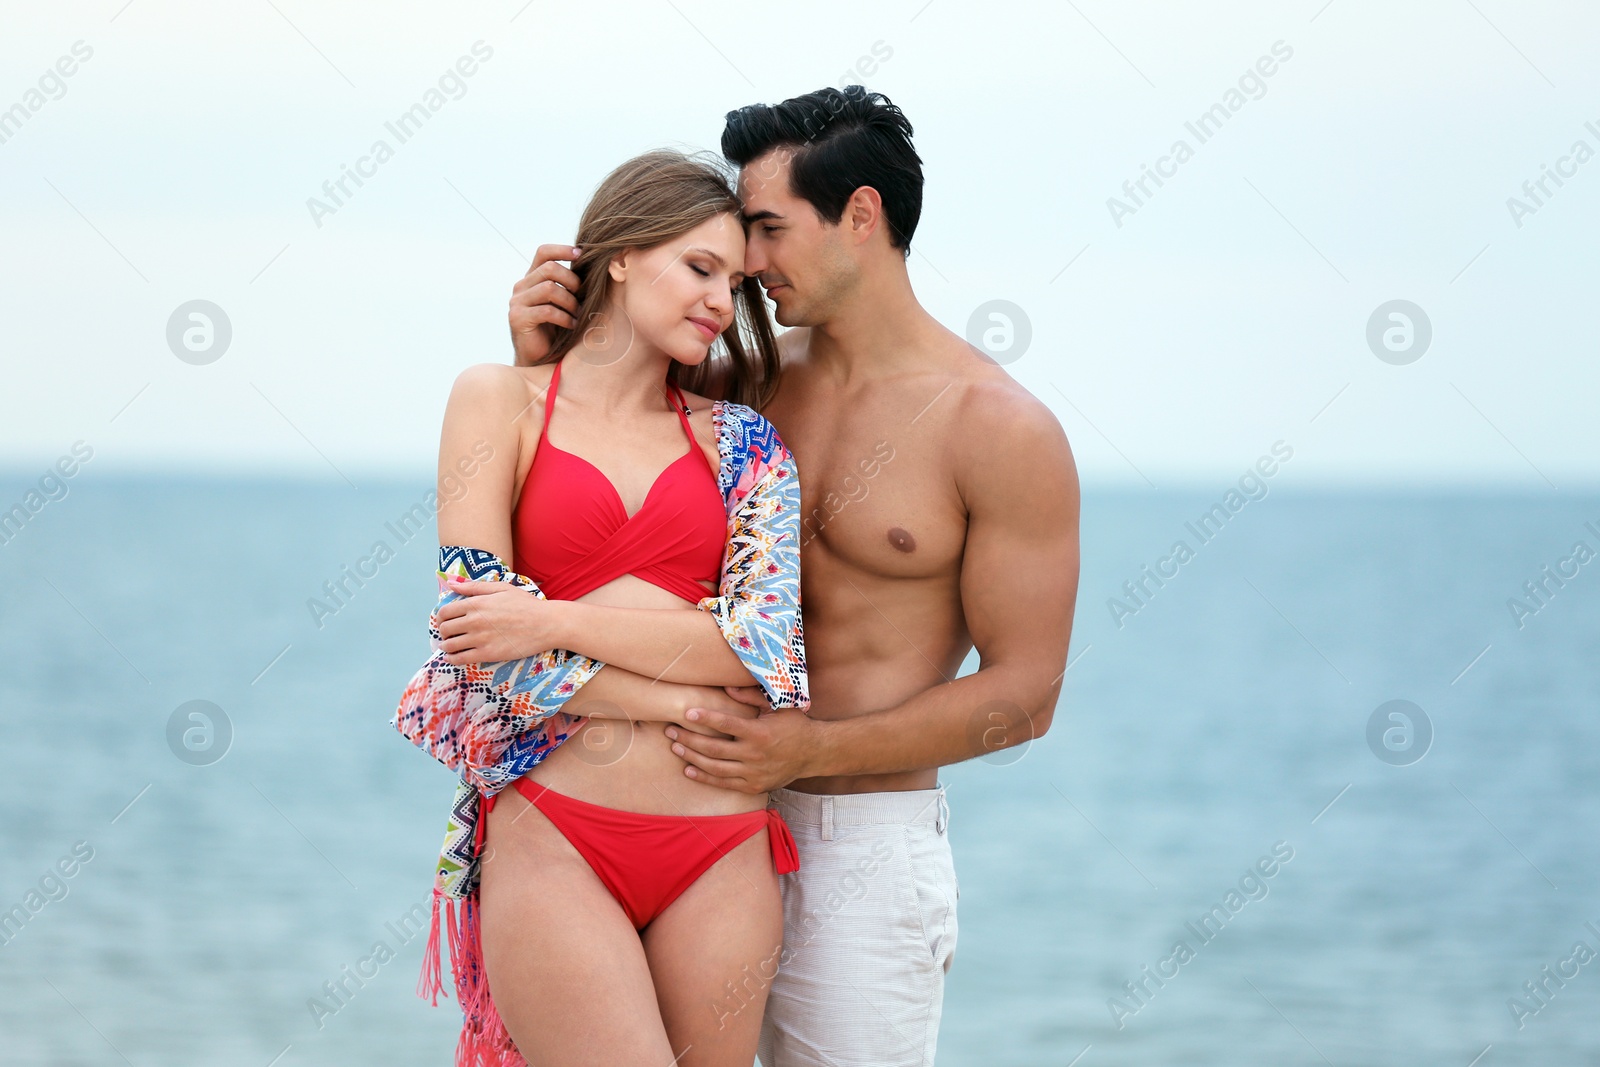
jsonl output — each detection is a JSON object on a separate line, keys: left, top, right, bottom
{"left": 487, "top": 778, "right": 801, "bottom": 929}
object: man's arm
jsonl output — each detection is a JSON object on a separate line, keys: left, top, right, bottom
{"left": 669, "top": 384, "right": 1080, "bottom": 790}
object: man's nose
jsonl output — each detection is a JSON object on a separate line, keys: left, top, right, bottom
{"left": 743, "top": 246, "right": 768, "bottom": 275}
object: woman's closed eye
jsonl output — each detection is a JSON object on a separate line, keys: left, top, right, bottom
{"left": 691, "top": 264, "right": 742, "bottom": 294}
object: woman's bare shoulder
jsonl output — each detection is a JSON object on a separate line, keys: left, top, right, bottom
{"left": 448, "top": 362, "right": 550, "bottom": 417}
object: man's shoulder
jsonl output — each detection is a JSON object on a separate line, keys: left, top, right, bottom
{"left": 940, "top": 347, "right": 1075, "bottom": 508}
{"left": 915, "top": 328, "right": 1058, "bottom": 442}
{"left": 957, "top": 368, "right": 1060, "bottom": 438}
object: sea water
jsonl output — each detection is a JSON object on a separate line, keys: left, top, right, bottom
{"left": 1, "top": 476, "right": 1595, "bottom": 1066}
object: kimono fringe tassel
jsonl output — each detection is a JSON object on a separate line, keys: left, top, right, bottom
{"left": 415, "top": 884, "right": 525, "bottom": 1067}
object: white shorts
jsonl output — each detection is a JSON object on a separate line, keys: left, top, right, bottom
{"left": 758, "top": 784, "right": 958, "bottom": 1067}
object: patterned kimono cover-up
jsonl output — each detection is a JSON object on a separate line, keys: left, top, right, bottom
{"left": 390, "top": 398, "right": 808, "bottom": 1067}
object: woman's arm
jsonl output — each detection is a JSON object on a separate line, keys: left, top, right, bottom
{"left": 434, "top": 363, "right": 525, "bottom": 560}
{"left": 561, "top": 408, "right": 810, "bottom": 706}
{"left": 567, "top": 665, "right": 757, "bottom": 736}
{"left": 394, "top": 365, "right": 618, "bottom": 780}
{"left": 432, "top": 396, "right": 807, "bottom": 706}
{"left": 432, "top": 366, "right": 750, "bottom": 684}
{"left": 462, "top": 598, "right": 760, "bottom": 687}
{"left": 564, "top": 605, "right": 756, "bottom": 689}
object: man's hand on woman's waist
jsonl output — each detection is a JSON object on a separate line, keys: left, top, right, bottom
{"left": 665, "top": 692, "right": 827, "bottom": 794}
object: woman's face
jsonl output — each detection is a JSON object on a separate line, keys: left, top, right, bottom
{"left": 608, "top": 212, "right": 748, "bottom": 366}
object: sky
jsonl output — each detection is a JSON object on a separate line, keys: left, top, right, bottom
{"left": 2, "top": 0, "right": 1597, "bottom": 489}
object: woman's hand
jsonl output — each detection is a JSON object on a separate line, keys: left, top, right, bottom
{"left": 437, "top": 579, "right": 566, "bottom": 664}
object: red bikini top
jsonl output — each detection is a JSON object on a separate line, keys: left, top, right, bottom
{"left": 512, "top": 359, "right": 725, "bottom": 604}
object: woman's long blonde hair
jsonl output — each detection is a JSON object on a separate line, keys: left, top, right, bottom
{"left": 531, "top": 149, "right": 781, "bottom": 411}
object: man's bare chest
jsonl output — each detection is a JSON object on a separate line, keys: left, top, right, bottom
{"left": 764, "top": 385, "right": 967, "bottom": 579}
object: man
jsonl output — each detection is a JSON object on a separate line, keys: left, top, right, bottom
{"left": 506, "top": 86, "right": 1078, "bottom": 1066}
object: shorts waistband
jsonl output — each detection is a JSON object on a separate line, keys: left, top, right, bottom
{"left": 770, "top": 784, "right": 949, "bottom": 836}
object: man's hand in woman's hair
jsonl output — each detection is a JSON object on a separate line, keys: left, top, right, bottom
{"left": 509, "top": 244, "right": 582, "bottom": 366}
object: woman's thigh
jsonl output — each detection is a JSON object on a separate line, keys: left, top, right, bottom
{"left": 479, "top": 786, "right": 673, "bottom": 1067}
{"left": 642, "top": 827, "right": 785, "bottom": 1067}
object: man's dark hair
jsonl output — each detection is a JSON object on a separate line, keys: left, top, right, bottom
{"left": 721, "top": 85, "right": 923, "bottom": 256}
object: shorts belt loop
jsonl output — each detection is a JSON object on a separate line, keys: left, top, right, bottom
{"left": 821, "top": 795, "right": 834, "bottom": 841}
{"left": 936, "top": 788, "right": 949, "bottom": 835}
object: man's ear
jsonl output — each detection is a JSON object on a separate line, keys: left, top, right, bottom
{"left": 845, "top": 186, "right": 883, "bottom": 246}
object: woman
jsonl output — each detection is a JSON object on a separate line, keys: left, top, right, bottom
{"left": 392, "top": 150, "right": 807, "bottom": 1067}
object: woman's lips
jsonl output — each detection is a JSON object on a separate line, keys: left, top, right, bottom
{"left": 688, "top": 317, "right": 718, "bottom": 340}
